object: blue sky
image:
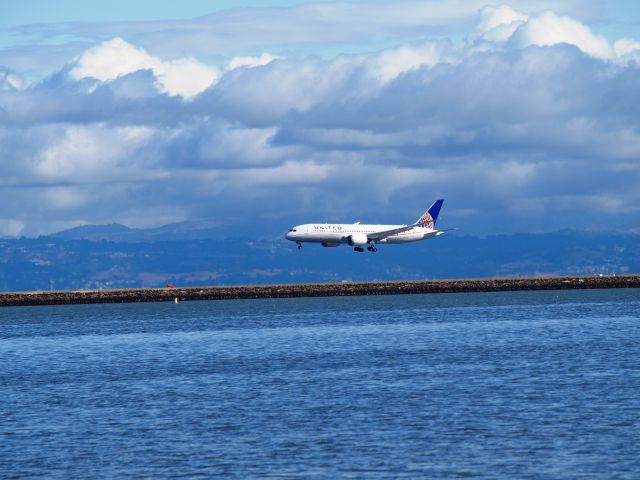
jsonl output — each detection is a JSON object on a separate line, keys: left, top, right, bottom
{"left": 1, "top": 1, "right": 640, "bottom": 237}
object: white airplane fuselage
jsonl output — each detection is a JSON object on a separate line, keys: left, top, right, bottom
{"left": 285, "top": 199, "right": 447, "bottom": 251}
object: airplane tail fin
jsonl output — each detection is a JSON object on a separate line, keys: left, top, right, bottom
{"left": 415, "top": 199, "right": 444, "bottom": 229}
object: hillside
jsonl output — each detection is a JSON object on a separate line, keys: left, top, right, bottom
{"left": 1, "top": 227, "right": 639, "bottom": 291}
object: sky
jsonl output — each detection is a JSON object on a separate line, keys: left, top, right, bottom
{"left": 1, "top": 1, "right": 640, "bottom": 237}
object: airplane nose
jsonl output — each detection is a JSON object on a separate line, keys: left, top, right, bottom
{"left": 285, "top": 232, "right": 292, "bottom": 240}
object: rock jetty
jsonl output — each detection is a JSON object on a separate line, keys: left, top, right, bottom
{"left": 1, "top": 275, "right": 639, "bottom": 307}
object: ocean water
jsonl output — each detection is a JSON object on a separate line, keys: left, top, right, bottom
{"left": 1, "top": 289, "right": 640, "bottom": 479}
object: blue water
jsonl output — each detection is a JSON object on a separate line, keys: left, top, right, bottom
{"left": 1, "top": 290, "right": 640, "bottom": 479}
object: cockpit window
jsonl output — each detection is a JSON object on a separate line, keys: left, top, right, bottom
{"left": 289, "top": 228, "right": 297, "bottom": 232}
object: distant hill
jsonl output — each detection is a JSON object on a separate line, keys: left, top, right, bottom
{"left": 1, "top": 228, "right": 639, "bottom": 292}
{"left": 50, "top": 221, "right": 223, "bottom": 243}
{"left": 50, "top": 223, "right": 132, "bottom": 241}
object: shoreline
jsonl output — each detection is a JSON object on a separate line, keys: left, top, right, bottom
{"left": 1, "top": 275, "right": 639, "bottom": 307}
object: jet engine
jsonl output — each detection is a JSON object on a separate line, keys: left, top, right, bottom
{"left": 347, "top": 233, "right": 368, "bottom": 246}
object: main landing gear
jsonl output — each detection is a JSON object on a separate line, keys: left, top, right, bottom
{"left": 353, "top": 245, "right": 378, "bottom": 253}
{"left": 296, "top": 242, "right": 302, "bottom": 250}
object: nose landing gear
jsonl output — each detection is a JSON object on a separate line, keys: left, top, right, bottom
{"left": 296, "top": 242, "right": 302, "bottom": 250}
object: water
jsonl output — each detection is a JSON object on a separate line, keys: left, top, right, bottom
{"left": 1, "top": 289, "right": 640, "bottom": 479}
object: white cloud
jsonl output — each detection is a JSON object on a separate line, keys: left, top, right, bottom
{"left": 613, "top": 38, "right": 640, "bottom": 62}
{"left": 226, "top": 53, "right": 281, "bottom": 71}
{"left": 155, "top": 57, "right": 219, "bottom": 98}
{"left": 228, "top": 161, "right": 331, "bottom": 186}
{"left": 510, "top": 11, "right": 613, "bottom": 59}
{"left": 0, "top": 69, "right": 24, "bottom": 90}
{"left": 44, "top": 186, "right": 87, "bottom": 210}
{"left": 475, "top": 5, "right": 529, "bottom": 43}
{"left": 367, "top": 41, "right": 451, "bottom": 83}
{"left": 196, "top": 124, "right": 296, "bottom": 167}
{"left": 212, "top": 56, "right": 363, "bottom": 120}
{"left": 1, "top": 0, "right": 595, "bottom": 78}
{"left": 35, "top": 124, "right": 155, "bottom": 180}
{"left": 70, "top": 37, "right": 219, "bottom": 98}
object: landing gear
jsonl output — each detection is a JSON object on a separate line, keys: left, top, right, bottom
{"left": 354, "top": 245, "right": 377, "bottom": 252}
{"left": 296, "top": 242, "right": 302, "bottom": 250}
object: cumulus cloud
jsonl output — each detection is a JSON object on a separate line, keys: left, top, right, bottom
{"left": 366, "top": 40, "right": 452, "bottom": 83}
{"left": 475, "top": 5, "right": 529, "bottom": 42}
{"left": 226, "top": 53, "right": 282, "bottom": 71}
{"left": 0, "top": 68, "right": 24, "bottom": 91}
{"left": 35, "top": 124, "right": 155, "bottom": 180}
{"left": 0, "top": 0, "right": 597, "bottom": 77}
{"left": 70, "top": 38, "right": 219, "bottom": 98}
{"left": 614, "top": 38, "right": 640, "bottom": 63}
{"left": 510, "top": 11, "right": 613, "bottom": 59}
{"left": 469, "top": 6, "right": 639, "bottom": 64}
{"left": 1, "top": 4, "right": 640, "bottom": 236}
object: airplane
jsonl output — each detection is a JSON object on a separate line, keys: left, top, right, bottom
{"left": 285, "top": 199, "right": 447, "bottom": 252}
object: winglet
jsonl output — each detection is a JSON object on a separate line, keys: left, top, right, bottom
{"left": 415, "top": 199, "right": 444, "bottom": 228}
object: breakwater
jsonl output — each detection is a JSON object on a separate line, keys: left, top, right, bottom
{"left": 1, "top": 275, "right": 640, "bottom": 307}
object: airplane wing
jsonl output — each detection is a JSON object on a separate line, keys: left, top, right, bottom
{"left": 366, "top": 224, "right": 417, "bottom": 241}
{"left": 367, "top": 226, "right": 454, "bottom": 241}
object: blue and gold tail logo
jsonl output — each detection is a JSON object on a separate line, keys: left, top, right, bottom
{"left": 414, "top": 199, "right": 444, "bottom": 229}
{"left": 417, "top": 212, "right": 434, "bottom": 229}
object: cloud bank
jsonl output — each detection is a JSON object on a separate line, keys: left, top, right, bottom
{"left": 1, "top": 3, "right": 640, "bottom": 237}
{"left": 70, "top": 38, "right": 219, "bottom": 98}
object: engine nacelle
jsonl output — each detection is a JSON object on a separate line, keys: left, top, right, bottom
{"left": 347, "top": 233, "right": 368, "bottom": 246}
